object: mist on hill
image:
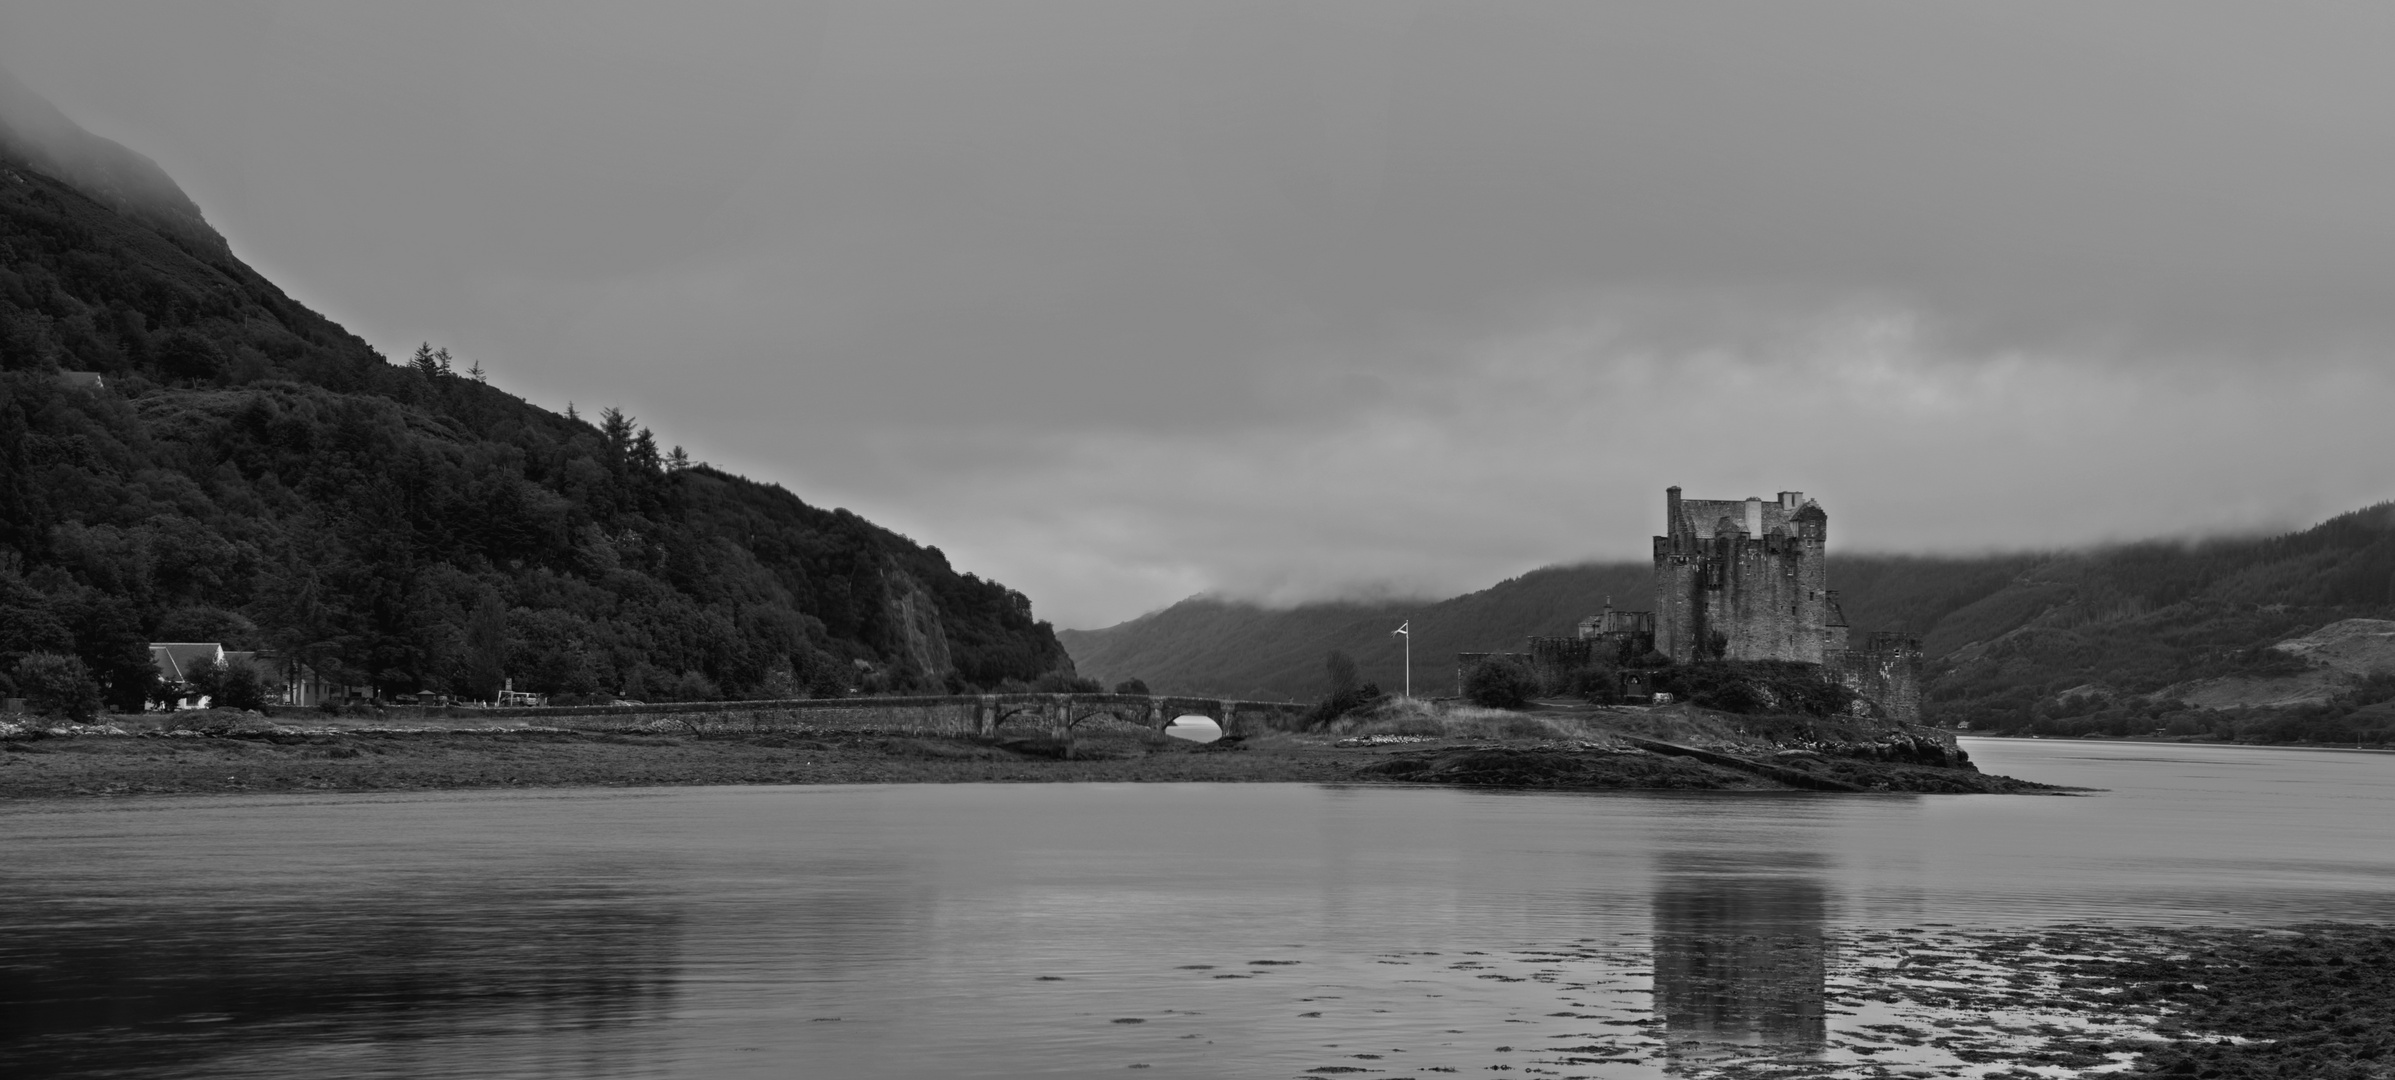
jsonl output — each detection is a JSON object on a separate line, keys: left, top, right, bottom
{"left": 0, "top": 66, "right": 217, "bottom": 250}
{"left": 0, "top": 71, "right": 1072, "bottom": 711}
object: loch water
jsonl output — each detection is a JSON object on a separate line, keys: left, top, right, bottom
{"left": 3, "top": 739, "right": 2393, "bottom": 1079}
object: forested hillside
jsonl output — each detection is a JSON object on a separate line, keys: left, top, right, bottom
{"left": 1920, "top": 504, "right": 2395, "bottom": 739}
{"left": 0, "top": 78, "right": 1070, "bottom": 711}
{"left": 1059, "top": 564, "right": 1652, "bottom": 702}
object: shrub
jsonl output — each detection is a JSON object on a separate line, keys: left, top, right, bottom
{"left": 1558, "top": 661, "right": 1621, "bottom": 703}
{"left": 187, "top": 656, "right": 270, "bottom": 711}
{"left": 1464, "top": 657, "right": 1539, "bottom": 710}
{"left": 1030, "top": 670, "right": 1103, "bottom": 694}
{"left": 1307, "top": 681, "right": 1383, "bottom": 727}
{"left": 1112, "top": 678, "right": 1151, "bottom": 696}
{"left": 13, "top": 653, "right": 103, "bottom": 723}
{"left": 155, "top": 330, "right": 228, "bottom": 383}
{"left": 1302, "top": 651, "right": 1383, "bottom": 726}
{"left": 1647, "top": 660, "right": 1858, "bottom": 718}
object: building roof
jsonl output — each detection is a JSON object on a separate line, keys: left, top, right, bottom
{"left": 55, "top": 371, "right": 105, "bottom": 391}
{"left": 149, "top": 642, "right": 224, "bottom": 683}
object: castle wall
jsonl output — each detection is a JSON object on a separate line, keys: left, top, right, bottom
{"left": 1829, "top": 635, "right": 1923, "bottom": 724}
{"left": 1655, "top": 538, "right": 1829, "bottom": 664}
{"left": 1654, "top": 541, "right": 1699, "bottom": 661}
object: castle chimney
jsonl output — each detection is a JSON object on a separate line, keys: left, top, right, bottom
{"left": 1666, "top": 486, "right": 1683, "bottom": 548}
{"left": 1779, "top": 490, "right": 1802, "bottom": 510}
{"left": 1744, "top": 497, "right": 1762, "bottom": 536}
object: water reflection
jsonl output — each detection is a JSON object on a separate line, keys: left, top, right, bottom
{"left": 1651, "top": 850, "right": 1829, "bottom": 1065}
{"left": 0, "top": 877, "right": 679, "bottom": 1079}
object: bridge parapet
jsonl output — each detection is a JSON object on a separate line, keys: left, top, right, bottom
{"left": 545, "top": 693, "right": 1311, "bottom": 739}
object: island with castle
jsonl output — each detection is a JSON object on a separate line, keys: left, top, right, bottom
{"left": 1459, "top": 486, "right": 1924, "bottom": 721}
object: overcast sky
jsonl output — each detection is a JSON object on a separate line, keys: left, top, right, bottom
{"left": 5, "top": 2, "right": 2392, "bottom": 628}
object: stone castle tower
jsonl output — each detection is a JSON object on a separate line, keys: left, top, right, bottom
{"left": 1461, "top": 485, "right": 1923, "bottom": 722}
{"left": 1648, "top": 485, "right": 1923, "bottom": 721}
{"left": 1653, "top": 487, "right": 1845, "bottom": 664}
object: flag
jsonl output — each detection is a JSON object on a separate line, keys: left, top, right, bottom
{"left": 1393, "top": 622, "right": 1409, "bottom": 636}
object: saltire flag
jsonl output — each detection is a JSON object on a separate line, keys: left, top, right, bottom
{"left": 1393, "top": 622, "right": 1409, "bottom": 636}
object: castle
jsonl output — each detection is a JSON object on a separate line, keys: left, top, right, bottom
{"left": 1654, "top": 488, "right": 1835, "bottom": 663}
{"left": 1460, "top": 486, "right": 1922, "bottom": 721}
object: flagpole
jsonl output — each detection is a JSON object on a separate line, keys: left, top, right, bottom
{"left": 1405, "top": 618, "right": 1411, "bottom": 700}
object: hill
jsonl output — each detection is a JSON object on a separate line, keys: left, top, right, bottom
{"left": 1920, "top": 504, "right": 2395, "bottom": 739}
{"left": 1061, "top": 553, "right": 2037, "bottom": 702}
{"left": 1066, "top": 511, "right": 2395, "bottom": 743}
{"left": 0, "top": 70, "right": 1069, "bottom": 711}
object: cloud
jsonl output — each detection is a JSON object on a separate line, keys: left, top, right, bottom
{"left": 807, "top": 300, "right": 2395, "bottom": 628}
{"left": 10, "top": 3, "right": 2395, "bottom": 629}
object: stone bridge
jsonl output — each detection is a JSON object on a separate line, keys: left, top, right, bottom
{"left": 436, "top": 693, "right": 1313, "bottom": 740}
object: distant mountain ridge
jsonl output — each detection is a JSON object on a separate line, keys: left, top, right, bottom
{"left": 1064, "top": 507, "right": 2395, "bottom": 738}
{"left": 1060, "top": 552, "right": 2039, "bottom": 702}
{"left": 0, "top": 68, "right": 1070, "bottom": 710}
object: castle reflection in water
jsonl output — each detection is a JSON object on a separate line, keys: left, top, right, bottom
{"left": 1651, "top": 850, "right": 1830, "bottom": 1061}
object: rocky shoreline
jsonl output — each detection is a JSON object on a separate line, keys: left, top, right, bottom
{"left": 1782, "top": 922, "right": 2395, "bottom": 1080}
{"left": 1471, "top": 922, "right": 2395, "bottom": 1079}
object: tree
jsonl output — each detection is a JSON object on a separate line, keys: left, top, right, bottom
{"left": 1324, "top": 650, "right": 1359, "bottom": 701}
{"left": 408, "top": 342, "right": 453, "bottom": 380}
{"left": 1561, "top": 658, "right": 1621, "bottom": 703}
{"left": 155, "top": 330, "right": 226, "bottom": 383}
{"left": 188, "top": 655, "right": 268, "bottom": 711}
{"left": 1306, "top": 650, "right": 1377, "bottom": 726}
{"left": 13, "top": 652, "right": 102, "bottom": 722}
{"left": 756, "top": 663, "right": 801, "bottom": 700}
{"left": 1465, "top": 656, "right": 1539, "bottom": 710}
{"left": 1031, "top": 670, "right": 1102, "bottom": 693}
{"left": 1112, "top": 677, "right": 1151, "bottom": 696}
{"left": 460, "top": 590, "right": 509, "bottom": 701}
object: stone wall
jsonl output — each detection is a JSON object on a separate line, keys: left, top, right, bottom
{"left": 1654, "top": 487, "right": 1832, "bottom": 666}
{"left": 271, "top": 693, "right": 1312, "bottom": 738}
{"left": 1829, "top": 634, "right": 1924, "bottom": 723}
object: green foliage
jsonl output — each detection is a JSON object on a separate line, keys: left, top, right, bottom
{"left": 1464, "top": 656, "right": 1538, "bottom": 710}
{"left": 1304, "top": 648, "right": 1382, "bottom": 725}
{"left": 1648, "top": 660, "right": 1858, "bottom": 718}
{"left": 407, "top": 342, "right": 452, "bottom": 380}
{"left": 1062, "top": 564, "right": 1657, "bottom": 700}
{"left": 1030, "top": 671, "right": 1102, "bottom": 694}
{"left": 1560, "top": 659, "right": 1621, "bottom": 702}
{"left": 1111, "top": 677, "right": 1150, "bottom": 696}
{"left": 1324, "top": 650, "right": 1358, "bottom": 699}
{"left": 1921, "top": 505, "right": 2395, "bottom": 735}
{"left": 155, "top": 330, "right": 226, "bottom": 383}
{"left": 0, "top": 155, "right": 1069, "bottom": 705}
{"left": 11, "top": 651, "right": 101, "bottom": 722}
{"left": 186, "top": 655, "right": 268, "bottom": 711}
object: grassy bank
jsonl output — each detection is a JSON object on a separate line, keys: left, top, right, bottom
{"left": 0, "top": 699, "right": 2053, "bottom": 799}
